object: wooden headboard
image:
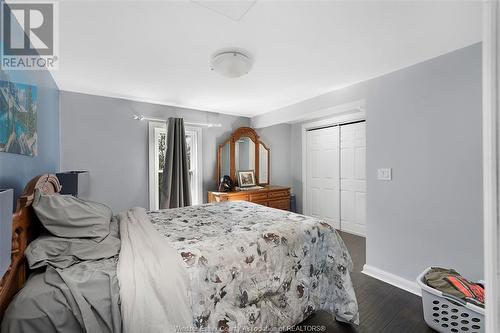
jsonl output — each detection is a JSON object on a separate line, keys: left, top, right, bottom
{"left": 0, "top": 174, "right": 61, "bottom": 319}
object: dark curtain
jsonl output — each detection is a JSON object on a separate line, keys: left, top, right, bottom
{"left": 160, "top": 118, "right": 192, "bottom": 209}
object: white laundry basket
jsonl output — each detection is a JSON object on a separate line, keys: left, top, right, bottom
{"left": 417, "top": 267, "right": 485, "bottom": 333}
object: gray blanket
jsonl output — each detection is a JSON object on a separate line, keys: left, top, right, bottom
{"left": 1, "top": 219, "right": 121, "bottom": 333}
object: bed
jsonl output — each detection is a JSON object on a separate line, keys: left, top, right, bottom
{"left": 0, "top": 174, "right": 358, "bottom": 332}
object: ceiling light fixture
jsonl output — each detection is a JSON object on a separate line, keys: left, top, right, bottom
{"left": 210, "top": 50, "right": 253, "bottom": 78}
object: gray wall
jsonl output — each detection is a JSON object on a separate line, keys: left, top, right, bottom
{"left": 257, "top": 43, "right": 483, "bottom": 282}
{"left": 60, "top": 91, "right": 249, "bottom": 212}
{"left": 256, "top": 124, "right": 292, "bottom": 188}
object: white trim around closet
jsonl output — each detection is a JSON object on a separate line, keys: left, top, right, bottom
{"left": 483, "top": 1, "right": 500, "bottom": 332}
{"left": 301, "top": 100, "right": 366, "bottom": 218}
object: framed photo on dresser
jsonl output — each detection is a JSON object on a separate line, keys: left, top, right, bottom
{"left": 237, "top": 170, "right": 256, "bottom": 187}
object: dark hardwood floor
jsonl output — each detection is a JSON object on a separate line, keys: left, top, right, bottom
{"left": 296, "top": 232, "right": 435, "bottom": 333}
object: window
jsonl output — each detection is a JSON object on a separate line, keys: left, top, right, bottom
{"left": 148, "top": 122, "right": 203, "bottom": 210}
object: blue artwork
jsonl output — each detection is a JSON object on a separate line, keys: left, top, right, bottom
{"left": 0, "top": 80, "right": 38, "bottom": 156}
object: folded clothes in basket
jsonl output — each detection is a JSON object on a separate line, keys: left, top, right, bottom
{"left": 424, "top": 267, "right": 484, "bottom": 308}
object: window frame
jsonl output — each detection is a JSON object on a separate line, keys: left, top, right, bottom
{"left": 148, "top": 121, "right": 203, "bottom": 210}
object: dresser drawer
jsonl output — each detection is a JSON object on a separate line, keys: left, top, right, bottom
{"left": 268, "top": 190, "right": 289, "bottom": 199}
{"left": 207, "top": 187, "right": 291, "bottom": 207}
{"left": 226, "top": 194, "right": 250, "bottom": 201}
{"left": 207, "top": 193, "right": 228, "bottom": 202}
{"left": 250, "top": 192, "right": 268, "bottom": 201}
{"left": 268, "top": 199, "right": 290, "bottom": 211}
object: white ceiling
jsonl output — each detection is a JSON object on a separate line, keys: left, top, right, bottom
{"left": 53, "top": 0, "right": 482, "bottom": 117}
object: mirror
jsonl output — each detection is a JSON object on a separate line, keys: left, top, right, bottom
{"left": 216, "top": 127, "right": 271, "bottom": 186}
{"left": 259, "top": 143, "right": 269, "bottom": 184}
{"left": 219, "top": 141, "right": 231, "bottom": 178}
{"left": 235, "top": 137, "right": 255, "bottom": 172}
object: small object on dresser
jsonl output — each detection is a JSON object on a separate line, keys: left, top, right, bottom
{"left": 0, "top": 188, "right": 13, "bottom": 277}
{"left": 218, "top": 175, "right": 234, "bottom": 192}
{"left": 235, "top": 186, "right": 263, "bottom": 191}
{"left": 237, "top": 170, "right": 256, "bottom": 187}
{"left": 56, "top": 171, "right": 89, "bottom": 198}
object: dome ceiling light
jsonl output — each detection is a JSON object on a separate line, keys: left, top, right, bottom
{"left": 210, "top": 50, "right": 253, "bottom": 78}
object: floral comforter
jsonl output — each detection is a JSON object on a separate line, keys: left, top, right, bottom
{"left": 148, "top": 201, "right": 359, "bottom": 332}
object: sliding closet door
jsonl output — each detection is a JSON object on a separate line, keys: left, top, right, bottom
{"left": 340, "top": 122, "right": 367, "bottom": 236}
{"left": 306, "top": 126, "right": 340, "bottom": 229}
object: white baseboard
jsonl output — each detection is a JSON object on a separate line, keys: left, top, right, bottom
{"left": 362, "top": 264, "right": 421, "bottom": 297}
{"left": 339, "top": 227, "right": 366, "bottom": 238}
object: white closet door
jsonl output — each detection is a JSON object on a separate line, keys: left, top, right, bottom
{"left": 340, "top": 122, "right": 367, "bottom": 236}
{"left": 306, "top": 126, "right": 340, "bottom": 229}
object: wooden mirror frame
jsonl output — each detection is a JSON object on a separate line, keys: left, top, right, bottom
{"left": 217, "top": 127, "right": 270, "bottom": 186}
{"left": 0, "top": 174, "right": 61, "bottom": 319}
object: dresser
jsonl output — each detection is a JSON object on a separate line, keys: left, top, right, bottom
{"left": 208, "top": 186, "right": 291, "bottom": 211}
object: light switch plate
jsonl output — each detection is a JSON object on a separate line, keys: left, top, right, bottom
{"left": 377, "top": 168, "right": 392, "bottom": 180}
